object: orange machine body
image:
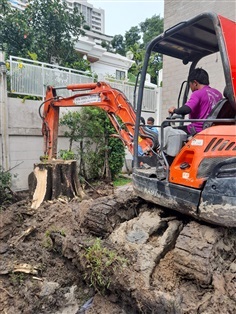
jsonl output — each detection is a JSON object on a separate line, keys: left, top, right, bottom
{"left": 169, "top": 125, "right": 236, "bottom": 188}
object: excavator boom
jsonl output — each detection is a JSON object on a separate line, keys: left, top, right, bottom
{"left": 41, "top": 82, "right": 156, "bottom": 159}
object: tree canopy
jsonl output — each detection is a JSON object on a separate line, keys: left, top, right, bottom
{"left": 110, "top": 14, "right": 164, "bottom": 84}
{"left": 140, "top": 15, "right": 164, "bottom": 47}
{"left": 0, "top": 0, "right": 85, "bottom": 65}
{"left": 0, "top": 0, "right": 163, "bottom": 83}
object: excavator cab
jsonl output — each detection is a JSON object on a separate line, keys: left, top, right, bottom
{"left": 132, "top": 12, "right": 236, "bottom": 227}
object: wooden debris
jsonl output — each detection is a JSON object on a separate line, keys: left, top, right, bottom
{"left": 12, "top": 263, "right": 39, "bottom": 275}
{"left": 0, "top": 286, "right": 14, "bottom": 298}
{"left": 30, "top": 167, "right": 48, "bottom": 210}
{"left": 32, "top": 276, "right": 43, "bottom": 281}
{"left": 11, "top": 226, "right": 36, "bottom": 246}
{"left": 57, "top": 197, "right": 68, "bottom": 204}
{"left": 0, "top": 263, "right": 39, "bottom": 275}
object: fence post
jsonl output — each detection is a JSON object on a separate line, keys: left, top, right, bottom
{"left": 0, "top": 51, "right": 10, "bottom": 171}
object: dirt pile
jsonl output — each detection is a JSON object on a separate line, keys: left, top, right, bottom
{"left": 0, "top": 183, "right": 235, "bottom": 313}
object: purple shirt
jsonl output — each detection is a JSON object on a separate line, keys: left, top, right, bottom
{"left": 186, "top": 86, "right": 223, "bottom": 133}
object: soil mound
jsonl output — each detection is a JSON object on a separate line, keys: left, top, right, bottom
{"left": 0, "top": 183, "right": 235, "bottom": 313}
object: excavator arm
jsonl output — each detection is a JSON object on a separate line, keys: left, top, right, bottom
{"left": 41, "top": 81, "right": 157, "bottom": 159}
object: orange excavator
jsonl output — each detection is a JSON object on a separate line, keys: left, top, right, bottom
{"left": 40, "top": 12, "right": 236, "bottom": 227}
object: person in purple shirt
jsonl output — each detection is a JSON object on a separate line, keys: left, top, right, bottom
{"left": 168, "top": 68, "right": 223, "bottom": 135}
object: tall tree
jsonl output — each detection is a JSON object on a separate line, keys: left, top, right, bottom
{"left": 140, "top": 14, "right": 164, "bottom": 47}
{"left": 0, "top": 0, "right": 85, "bottom": 65}
{"left": 125, "top": 26, "right": 141, "bottom": 49}
{"left": 0, "top": 0, "right": 31, "bottom": 58}
{"left": 111, "top": 35, "right": 126, "bottom": 56}
{"left": 110, "top": 15, "right": 164, "bottom": 83}
{"left": 140, "top": 15, "right": 164, "bottom": 84}
{"left": 123, "top": 16, "right": 163, "bottom": 84}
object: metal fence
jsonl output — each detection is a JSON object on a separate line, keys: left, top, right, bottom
{"left": 8, "top": 56, "right": 158, "bottom": 111}
{"left": 9, "top": 56, "right": 94, "bottom": 98}
{"left": 103, "top": 80, "right": 158, "bottom": 112}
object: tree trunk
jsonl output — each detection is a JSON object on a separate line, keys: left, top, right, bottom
{"left": 104, "top": 134, "right": 112, "bottom": 182}
{"left": 28, "top": 160, "right": 86, "bottom": 209}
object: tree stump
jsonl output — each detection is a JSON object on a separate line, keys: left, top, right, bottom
{"left": 29, "top": 160, "right": 86, "bottom": 209}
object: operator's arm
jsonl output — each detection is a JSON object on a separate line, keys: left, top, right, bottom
{"left": 168, "top": 105, "right": 192, "bottom": 115}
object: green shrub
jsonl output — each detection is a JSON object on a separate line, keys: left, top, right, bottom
{"left": 59, "top": 149, "right": 76, "bottom": 160}
{"left": 60, "top": 107, "right": 125, "bottom": 181}
{"left": 0, "top": 166, "right": 12, "bottom": 206}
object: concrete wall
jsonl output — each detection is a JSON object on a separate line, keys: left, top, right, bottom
{"left": 1, "top": 94, "right": 161, "bottom": 191}
{"left": 3, "top": 98, "right": 71, "bottom": 191}
{"left": 161, "top": 0, "right": 236, "bottom": 120}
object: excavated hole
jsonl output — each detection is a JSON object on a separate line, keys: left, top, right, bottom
{"left": 147, "top": 221, "right": 168, "bottom": 244}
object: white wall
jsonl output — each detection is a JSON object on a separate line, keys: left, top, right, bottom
{"left": 91, "top": 62, "right": 127, "bottom": 80}
{"left": 4, "top": 98, "right": 75, "bottom": 190}
{"left": 90, "top": 52, "right": 134, "bottom": 80}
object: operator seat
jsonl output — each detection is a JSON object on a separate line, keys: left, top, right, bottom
{"left": 203, "top": 87, "right": 236, "bottom": 129}
{"left": 140, "top": 126, "right": 160, "bottom": 151}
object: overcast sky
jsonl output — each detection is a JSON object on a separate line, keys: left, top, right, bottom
{"left": 89, "top": 0, "right": 164, "bottom": 36}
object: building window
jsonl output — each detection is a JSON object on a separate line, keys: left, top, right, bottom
{"left": 116, "top": 70, "right": 125, "bottom": 80}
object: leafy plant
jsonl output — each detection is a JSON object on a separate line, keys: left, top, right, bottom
{"left": 0, "top": 166, "right": 12, "bottom": 206}
{"left": 0, "top": 0, "right": 86, "bottom": 65}
{"left": 9, "top": 273, "right": 26, "bottom": 286}
{"left": 83, "top": 238, "right": 127, "bottom": 294}
{"left": 59, "top": 149, "right": 76, "bottom": 160}
{"left": 59, "top": 107, "right": 125, "bottom": 181}
{"left": 43, "top": 228, "right": 66, "bottom": 249}
{"left": 60, "top": 110, "right": 82, "bottom": 150}
{"left": 108, "top": 137, "right": 125, "bottom": 180}
{"left": 0, "top": 166, "right": 11, "bottom": 186}
{"left": 110, "top": 14, "right": 163, "bottom": 84}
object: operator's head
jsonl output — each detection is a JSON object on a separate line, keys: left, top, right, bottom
{"left": 188, "top": 68, "right": 209, "bottom": 91}
{"left": 147, "top": 117, "right": 155, "bottom": 126}
{"left": 140, "top": 117, "right": 145, "bottom": 125}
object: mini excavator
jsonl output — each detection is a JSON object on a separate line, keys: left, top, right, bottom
{"left": 40, "top": 12, "right": 236, "bottom": 227}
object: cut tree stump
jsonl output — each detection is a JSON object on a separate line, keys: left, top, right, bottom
{"left": 28, "top": 160, "right": 86, "bottom": 209}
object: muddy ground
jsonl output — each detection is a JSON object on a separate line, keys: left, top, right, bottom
{"left": 0, "top": 182, "right": 235, "bottom": 314}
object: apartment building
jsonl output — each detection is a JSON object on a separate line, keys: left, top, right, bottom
{"left": 65, "top": 0, "right": 105, "bottom": 33}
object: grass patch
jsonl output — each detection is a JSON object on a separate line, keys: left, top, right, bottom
{"left": 113, "top": 175, "right": 132, "bottom": 187}
{"left": 83, "top": 238, "right": 127, "bottom": 294}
